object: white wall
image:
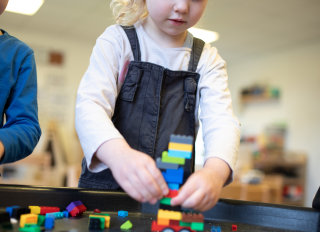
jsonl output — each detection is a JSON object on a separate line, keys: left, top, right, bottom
{"left": 6, "top": 27, "right": 95, "bottom": 165}
{"left": 228, "top": 40, "right": 320, "bottom": 207}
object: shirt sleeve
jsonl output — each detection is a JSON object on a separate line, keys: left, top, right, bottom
{"left": 75, "top": 26, "right": 126, "bottom": 172}
{"left": 0, "top": 51, "right": 41, "bottom": 164}
{"left": 197, "top": 44, "right": 241, "bottom": 182}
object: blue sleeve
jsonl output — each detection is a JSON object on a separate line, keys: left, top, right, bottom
{"left": 0, "top": 52, "right": 41, "bottom": 164}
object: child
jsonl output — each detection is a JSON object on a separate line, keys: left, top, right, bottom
{"left": 75, "top": 0, "right": 240, "bottom": 212}
{"left": 0, "top": 0, "right": 41, "bottom": 164}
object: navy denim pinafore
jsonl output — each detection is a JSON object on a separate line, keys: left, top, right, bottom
{"left": 79, "top": 27, "right": 204, "bottom": 190}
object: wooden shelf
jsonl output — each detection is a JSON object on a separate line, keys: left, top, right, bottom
{"left": 221, "top": 153, "right": 306, "bottom": 206}
{"left": 241, "top": 95, "right": 279, "bottom": 104}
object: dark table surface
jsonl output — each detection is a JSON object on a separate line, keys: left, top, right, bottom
{"left": 0, "top": 184, "right": 319, "bottom": 232}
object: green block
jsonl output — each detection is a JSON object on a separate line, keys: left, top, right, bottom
{"left": 19, "top": 225, "right": 41, "bottom": 232}
{"left": 24, "top": 224, "right": 38, "bottom": 227}
{"left": 162, "top": 151, "right": 185, "bottom": 165}
{"left": 179, "top": 221, "right": 191, "bottom": 227}
{"left": 159, "top": 197, "right": 171, "bottom": 205}
{"left": 120, "top": 220, "right": 132, "bottom": 230}
{"left": 190, "top": 222, "right": 204, "bottom": 231}
{"left": 89, "top": 216, "right": 105, "bottom": 229}
{"left": 37, "top": 215, "right": 45, "bottom": 226}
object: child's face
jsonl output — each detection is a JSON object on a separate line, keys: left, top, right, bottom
{"left": 0, "top": 0, "right": 9, "bottom": 15}
{"left": 145, "top": 0, "right": 208, "bottom": 37}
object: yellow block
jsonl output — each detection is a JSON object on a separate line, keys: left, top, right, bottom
{"left": 89, "top": 214, "right": 111, "bottom": 228}
{"left": 20, "top": 214, "right": 38, "bottom": 228}
{"left": 168, "top": 142, "right": 193, "bottom": 152}
{"left": 158, "top": 209, "right": 182, "bottom": 221}
{"left": 29, "top": 206, "right": 41, "bottom": 215}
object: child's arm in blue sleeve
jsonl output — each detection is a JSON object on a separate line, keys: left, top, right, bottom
{"left": 0, "top": 52, "right": 41, "bottom": 164}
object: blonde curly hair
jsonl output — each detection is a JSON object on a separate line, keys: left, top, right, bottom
{"left": 110, "top": 0, "right": 148, "bottom": 26}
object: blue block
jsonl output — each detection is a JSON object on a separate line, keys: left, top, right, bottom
{"left": 118, "top": 210, "right": 128, "bottom": 217}
{"left": 168, "top": 183, "right": 180, "bottom": 190}
{"left": 211, "top": 225, "right": 222, "bottom": 232}
{"left": 168, "top": 149, "right": 192, "bottom": 159}
{"left": 6, "top": 206, "right": 19, "bottom": 217}
{"left": 46, "top": 212, "right": 64, "bottom": 219}
{"left": 62, "top": 210, "right": 69, "bottom": 218}
{"left": 44, "top": 216, "right": 55, "bottom": 230}
{"left": 162, "top": 167, "right": 184, "bottom": 184}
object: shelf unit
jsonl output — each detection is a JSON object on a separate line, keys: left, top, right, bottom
{"left": 253, "top": 153, "right": 306, "bottom": 206}
{"left": 241, "top": 95, "right": 279, "bottom": 104}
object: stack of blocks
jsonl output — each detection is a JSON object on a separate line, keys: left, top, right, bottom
{"left": 88, "top": 213, "right": 111, "bottom": 230}
{"left": 66, "top": 201, "right": 87, "bottom": 217}
{"left": 152, "top": 135, "right": 204, "bottom": 232}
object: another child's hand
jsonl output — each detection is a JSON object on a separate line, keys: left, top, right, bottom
{"left": 170, "top": 157, "right": 231, "bottom": 211}
{"left": 0, "top": 141, "right": 4, "bottom": 160}
{"left": 96, "top": 139, "right": 169, "bottom": 204}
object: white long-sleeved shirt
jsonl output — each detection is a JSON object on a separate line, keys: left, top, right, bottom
{"left": 75, "top": 23, "right": 240, "bottom": 174}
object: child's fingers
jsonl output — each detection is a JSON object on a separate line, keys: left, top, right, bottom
{"left": 120, "top": 178, "right": 144, "bottom": 202}
{"left": 170, "top": 182, "right": 194, "bottom": 206}
{"left": 146, "top": 162, "right": 169, "bottom": 196}
{"left": 136, "top": 166, "right": 163, "bottom": 199}
{"left": 120, "top": 167, "right": 155, "bottom": 202}
{"left": 189, "top": 192, "right": 210, "bottom": 211}
{"left": 180, "top": 189, "right": 204, "bottom": 209}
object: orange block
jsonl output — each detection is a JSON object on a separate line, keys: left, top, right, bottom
{"left": 157, "top": 217, "right": 170, "bottom": 226}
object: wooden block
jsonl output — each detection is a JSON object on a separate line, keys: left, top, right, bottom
{"left": 168, "top": 142, "right": 193, "bottom": 152}
{"left": 161, "top": 151, "right": 185, "bottom": 165}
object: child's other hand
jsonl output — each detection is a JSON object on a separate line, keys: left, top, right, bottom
{"left": 170, "top": 157, "right": 230, "bottom": 212}
{"left": 96, "top": 139, "right": 169, "bottom": 204}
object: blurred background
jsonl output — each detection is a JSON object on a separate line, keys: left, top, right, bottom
{"left": 0, "top": 0, "right": 319, "bottom": 208}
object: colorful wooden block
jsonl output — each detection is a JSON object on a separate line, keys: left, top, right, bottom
{"left": 161, "top": 151, "right": 185, "bottom": 165}
{"left": 19, "top": 214, "right": 38, "bottom": 228}
{"left": 169, "top": 135, "right": 193, "bottom": 144}
{"left": 162, "top": 167, "right": 184, "bottom": 184}
{"left": 168, "top": 142, "right": 193, "bottom": 152}
{"left": 168, "top": 149, "right": 192, "bottom": 159}
{"left": 156, "top": 157, "right": 179, "bottom": 170}
{"left": 158, "top": 209, "right": 182, "bottom": 221}
{"left": 120, "top": 220, "right": 132, "bottom": 230}
{"left": 211, "top": 225, "right": 222, "bottom": 232}
{"left": 168, "top": 183, "right": 180, "bottom": 190}
{"left": 28, "top": 206, "right": 40, "bottom": 215}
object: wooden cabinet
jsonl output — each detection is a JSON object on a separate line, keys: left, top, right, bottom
{"left": 220, "top": 153, "right": 306, "bottom": 206}
{"left": 254, "top": 153, "right": 306, "bottom": 206}
{"left": 220, "top": 175, "right": 283, "bottom": 204}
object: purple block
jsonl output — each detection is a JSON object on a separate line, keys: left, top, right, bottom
{"left": 66, "top": 201, "right": 83, "bottom": 212}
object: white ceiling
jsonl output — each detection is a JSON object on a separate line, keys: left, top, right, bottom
{"left": 1, "top": 0, "right": 320, "bottom": 63}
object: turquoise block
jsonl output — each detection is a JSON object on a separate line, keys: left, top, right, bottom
{"left": 168, "top": 149, "right": 192, "bottom": 159}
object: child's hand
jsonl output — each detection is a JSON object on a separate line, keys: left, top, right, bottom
{"left": 96, "top": 139, "right": 169, "bottom": 204}
{"left": 0, "top": 141, "right": 4, "bottom": 159}
{"left": 170, "top": 157, "right": 231, "bottom": 211}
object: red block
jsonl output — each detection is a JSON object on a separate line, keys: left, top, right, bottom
{"left": 232, "top": 224, "right": 238, "bottom": 231}
{"left": 69, "top": 207, "right": 81, "bottom": 217}
{"left": 165, "top": 189, "right": 179, "bottom": 198}
{"left": 77, "top": 204, "right": 87, "bottom": 213}
{"left": 40, "top": 207, "right": 60, "bottom": 215}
